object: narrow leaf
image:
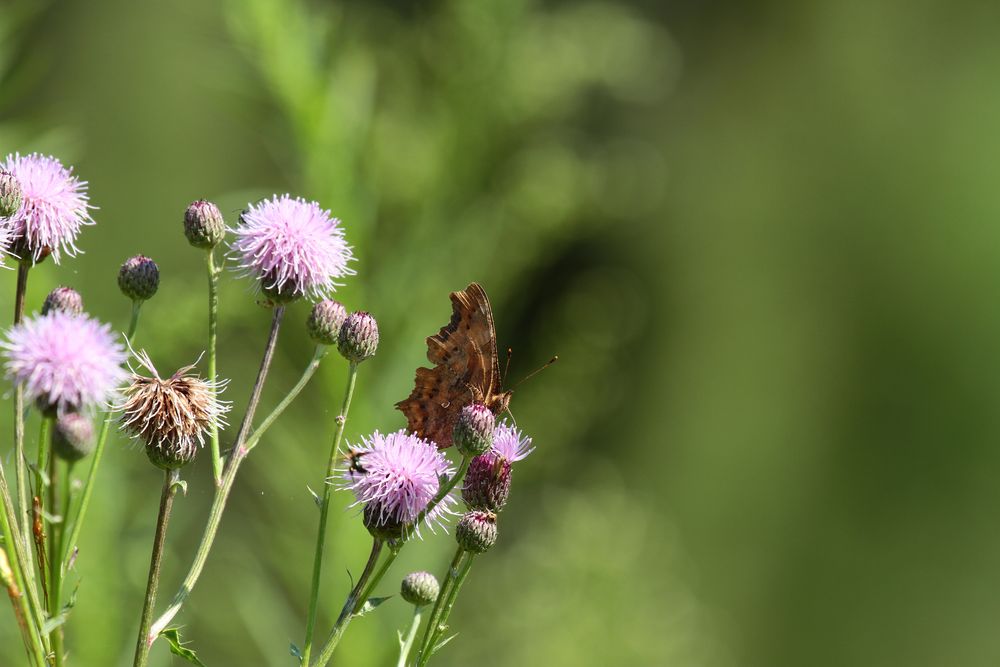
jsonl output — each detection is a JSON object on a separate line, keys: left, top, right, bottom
{"left": 432, "top": 633, "right": 458, "bottom": 654}
{"left": 353, "top": 595, "right": 391, "bottom": 617}
{"left": 171, "top": 479, "right": 189, "bottom": 496}
{"left": 307, "top": 485, "right": 321, "bottom": 508}
{"left": 161, "top": 627, "right": 208, "bottom": 667}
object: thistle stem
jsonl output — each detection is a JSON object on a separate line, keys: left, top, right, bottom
{"left": 245, "top": 346, "right": 328, "bottom": 453}
{"left": 206, "top": 250, "right": 222, "bottom": 486}
{"left": 132, "top": 469, "right": 180, "bottom": 667}
{"left": 61, "top": 302, "right": 144, "bottom": 572}
{"left": 397, "top": 605, "right": 424, "bottom": 667}
{"left": 415, "top": 547, "right": 466, "bottom": 665}
{"left": 300, "top": 360, "right": 359, "bottom": 665}
{"left": 310, "top": 538, "right": 383, "bottom": 667}
{"left": 44, "top": 417, "right": 67, "bottom": 667}
{"left": 147, "top": 306, "right": 285, "bottom": 643}
{"left": 13, "top": 261, "right": 30, "bottom": 568}
{"left": 418, "top": 551, "right": 475, "bottom": 666}
{"left": 34, "top": 417, "right": 52, "bottom": 609}
{"left": 0, "top": 478, "right": 47, "bottom": 666}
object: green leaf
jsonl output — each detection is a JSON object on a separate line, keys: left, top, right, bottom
{"left": 432, "top": 633, "right": 458, "bottom": 654}
{"left": 160, "top": 627, "right": 207, "bottom": 667}
{"left": 353, "top": 595, "right": 391, "bottom": 617}
{"left": 289, "top": 642, "right": 303, "bottom": 663}
{"left": 307, "top": 485, "right": 321, "bottom": 508}
{"left": 171, "top": 479, "right": 188, "bottom": 496}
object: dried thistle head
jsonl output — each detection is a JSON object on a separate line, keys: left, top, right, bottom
{"left": 118, "top": 349, "right": 228, "bottom": 470}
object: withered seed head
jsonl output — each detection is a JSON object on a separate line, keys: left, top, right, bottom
{"left": 118, "top": 350, "right": 228, "bottom": 470}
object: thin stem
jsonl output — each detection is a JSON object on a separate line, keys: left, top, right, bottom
{"left": 148, "top": 306, "right": 285, "bottom": 642}
{"left": 0, "top": 460, "right": 47, "bottom": 655}
{"left": 61, "top": 302, "right": 143, "bottom": 572}
{"left": 45, "top": 420, "right": 66, "bottom": 667}
{"left": 13, "top": 261, "right": 30, "bottom": 569}
{"left": 397, "top": 606, "right": 423, "bottom": 667}
{"left": 206, "top": 250, "right": 222, "bottom": 486}
{"left": 133, "top": 469, "right": 180, "bottom": 667}
{"left": 357, "top": 546, "right": 399, "bottom": 609}
{"left": 419, "top": 553, "right": 475, "bottom": 666}
{"left": 310, "top": 539, "right": 384, "bottom": 667}
{"left": 301, "top": 361, "right": 359, "bottom": 665}
{"left": 416, "top": 548, "right": 465, "bottom": 665}
{"left": 245, "top": 346, "right": 328, "bottom": 453}
{"left": 34, "top": 417, "right": 52, "bottom": 610}
{"left": 0, "top": 492, "right": 47, "bottom": 666}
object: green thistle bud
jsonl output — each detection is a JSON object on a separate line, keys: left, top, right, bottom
{"left": 118, "top": 255, "right": 159, "bottom": 302}
{"left": 183, "top": 200, "right": 226, "bottom": 249}
{"left": 363, "top": 504, "right": 404, "bottom": 541}
{"left": 0, "top": 171, "right": 22, "bottom": 218}
{"left": 307, "top": 299, "right": 348, "bottom": 345}
{"left": 41, "top": 286, "right": 84, "bottom": 316}
{"left": 454, "top": 403, "right": 495, "bottom": 457}
{"left": 401, "top": 571, "right": 439, "bottom": 607}
{"left": 338, "top": 311, "right": 379, "bottom": 363}
{"left": 52, "top": 413, "right": 95, "bottom": 462}
{"left": 455, "top": 510, "right": 498, "bottom": 553}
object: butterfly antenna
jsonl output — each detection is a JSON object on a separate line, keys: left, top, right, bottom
{"left": 511, "top": 355, "right": 558, "bottom": 390}
{"left": 503, "top": 347, "right": 513, "bottom": 384}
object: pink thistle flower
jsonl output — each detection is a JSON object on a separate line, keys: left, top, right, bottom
{"left": 462, "top": 422, "right": 534, "bottom": 512}
{"left": 491, "top": 421, "right": 534, "bottom": 462}
{"left": 340, "top": 430, "right": 456, "bottom": 535}
{"left": 2, "top": 311, "right": 127, "bottom": 414}
{"left": 229, "top": 195, "right": 354, "bottom": 301}
{"left": 1, "top": 153, "right": 93, "bottom": 263}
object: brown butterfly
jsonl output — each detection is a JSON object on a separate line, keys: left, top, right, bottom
{"left": 396, "top": 282, "right": 512, "bottom": 448}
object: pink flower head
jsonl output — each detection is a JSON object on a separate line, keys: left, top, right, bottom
{"left": 491, "top": 421, "right": 534, "bottom": 462}
{"left": 340, "top": 430, "right": 456, "bottom": 534}
{"left": 1, "top": 153, "right": 94, "bottom": 263}
{"left": 2, "top": 311, "right": 127, "bottom": 413}
{"left": 229, "top": 195, "right": 354, "bottom": 300}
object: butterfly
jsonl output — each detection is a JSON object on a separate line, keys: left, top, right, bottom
{"left": 396, "top": 282, "right": 512, "bottom": 448}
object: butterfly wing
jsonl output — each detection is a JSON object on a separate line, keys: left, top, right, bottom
{"left": 396, "top": 283, "right": 502, "bottom": 447}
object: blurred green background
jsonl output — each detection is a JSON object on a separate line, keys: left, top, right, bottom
{"left": 1, "top": 0, "right": 998, "bottom": 665}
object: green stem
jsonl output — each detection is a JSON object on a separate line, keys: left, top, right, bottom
{"left": 426, "top": 553, "right": 475, "bottom": 665}
{"left": 35, "top": 417, "right": 52, "bottom": 610}
{"left": 147, "top": 306, "right": 285, "bottom": 642}
{"left": 397, "top": 606, "right": 423, "bottom": 667}
{"left": 61, "top": 302, "right": 143, "bottom": 573}
{"left": 132, "top": 469, "right": 180, "bottom": 667}
{"left": 310, "top": 539, "right": 384, "bottom": 667}
{"left": 244, "top": 346, "right": 328, "bottom": 454}
{"left": 13, "top": 261, "right": 30, "bottom": 573}
{"left": 300, "top": 361, "right": 359, "bottom": 665}
{"left": 206, "top": 250, "right": 222, "bottom": 486}
{"left": 415, "top": 548, "right": 465, "bottom": 665}
{"left": 0, "top": 477, "right": 47, "bottom": 666}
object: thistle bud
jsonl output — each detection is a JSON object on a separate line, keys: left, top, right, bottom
{"left": 462, "top": 452, "right": 512, "bottom": 512}
{"left": 183, "top": 200, "right": 226, "bottom": 249}
{"left": 0, "top": 171, "right": 22, "bottom": 218}
{"left": 454, "top": 403, "right": 495, "bottom": 457}
{"left": 118, "top": 255, "right": 159, "bottom": 302}
{"left": 41, "top": 286, "right": 84, "bottom": 316}
{"left": 338, "top": 311, "right": 379, "bottom": 363}
{"left": 363, "top": 503, "right": 404, "bottom": 541}
{"left": 401, "top": 571, "right": 439, "bottom": 607}
{"left": 455, "top": 510, "right": 498, "bottom": 553}
{"left": 307, "top": 299, "right": 348, "bottom": 345}
{"left": 52, "top": 413, "right": 95, "bottom": 462}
